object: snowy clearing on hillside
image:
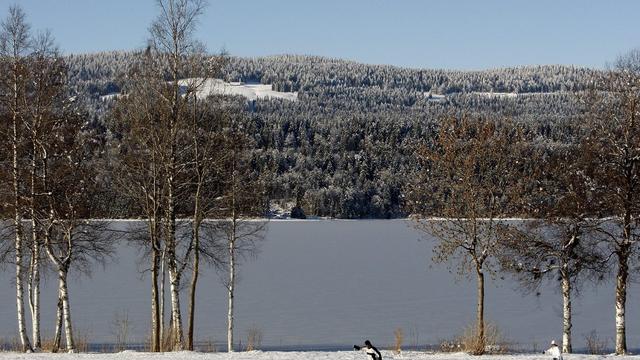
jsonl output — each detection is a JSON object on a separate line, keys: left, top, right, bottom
{"left": 423, "top": 92, "right": 446, "bottom": 102}
{"left": 100, "top": 79, "right": 298, "bottom": 102}
{"left": 473, "top": 92, "right": 518, "bottom": 98}
{"left": 0, "top": 351, "right": 637, "bottom": 360}
{"left": 99, "top": 93, "right": 120, "bottom": 101}
{"left": 471, "top": 92, "right": 560, "bottom": 98}
{"left": 422, "top": 91, "right": 560, "bottom": 102}
{"left": 179, "top": 78, "right": 298, "bottom": 101}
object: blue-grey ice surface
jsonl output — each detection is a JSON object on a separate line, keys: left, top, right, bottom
{"left": 0, "top": 220, "right": 637, "bottom": 349}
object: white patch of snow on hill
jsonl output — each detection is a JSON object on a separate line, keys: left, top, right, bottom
{"left": 423, "top": 92, "right": 446, "bottom": 102}
{"left": 471, "top": 91, "right": 560, "bottom": 98}
{"left": 99, "top": 93, "right": 120, "bottom": 101}
{"left": 472, "top": 92, "right": 518, "bottom": 98}
{"left": 179, "top": 78, "right": 298, "bottom": 101}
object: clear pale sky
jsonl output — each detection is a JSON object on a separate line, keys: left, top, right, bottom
{"left": 1, "top": 0, "right": 639, "bottom": 70}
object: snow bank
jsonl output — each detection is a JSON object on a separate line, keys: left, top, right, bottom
{"left": 0, "top": 351, "right": 637, "bottom": 360}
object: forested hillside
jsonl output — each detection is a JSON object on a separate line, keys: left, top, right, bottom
{"left": 66, "top": 52, "right": 599, "bottom": 218}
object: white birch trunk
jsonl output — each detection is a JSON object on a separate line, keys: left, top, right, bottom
{"left": 227, "top": 164, "right": 237, "bottom": 353}
{"left": 15, "top": 228, "right": 31, "bottom": 353}
{"left": 53, "top": 291, "right": 63, "bottom": 352}
{"left": 13, "top": 84, "right": 31, "bottom": 352}
{"left": 29, "top": 126, "right": 41, "bottom": 349}
{"left": 227, "top": 233, "right": 235, "bottom": 352}
{"left": 168, "top": 269, "right": 183, "bottom": 350}
{"left": 160, "top": 250, "right": 166, "bottom": 348}
{"left": 561, "top": 268, "right": 572, "bottom": 353}
{"left": 615, "top": 257, "right": 628, "bottom": 355}
{"left": 29, "top": 219, "right": 41, "bottom": 349}
{"left": 58, "top": 269, "right": 75, "bottom": 353}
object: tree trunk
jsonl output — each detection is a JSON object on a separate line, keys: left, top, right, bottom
{"left": 13, "top": 97, "right": 32, "bottom": 353}
{"left": 150, "top": 243, "right": 160, "bottom": 352}
{"left": 228, "top": 218, "right": 236, "bottom": 352}
{"left": 52, "top": 290, "right": 63, "bottom": 353}
{"left": 29, "top": 124, "right": 41, "bottom": 350}
{"left": 560, "top": 267, "right": 572, "bottom": 353}
{"left": 59, "top": 269, "right": 75, "bottom": 353}
{"left": 187, "top": 105, "right": 202, "bottom": 351}
{"left": 15, "top": 224, "right": 31, "bottom": 353}
{"left": 29, "top": 220, "right": 41, "bottom": 350}
{"left": 160, "top": 250, "right": 166, "bottom": 350}
{"left": 615, "top": 247, "right": 629, "bottom": 355}
{"left": 165, "top": 110, "right": 181, "bottom": 350}
{"left": 187, "top": 217, "right": 200, "bottom": 351}
{"left": 168, "top": 269, "right": 183, "bottom": 350}
{"left": 227, "top": 144, "right": 238, "bottom": 353}
{"left": 476, "top": 268, "right": 485, "bottom": 354}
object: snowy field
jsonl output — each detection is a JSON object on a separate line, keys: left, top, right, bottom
{"left": 99, "top": 79, "right": 298, "bottom": 102}
{"left": 178, "top": 78, "right": 298, "bottom": 101}
{"left": 1, "top": 351, "right": 640, "bottom": 360}
{"left": 1, "top": 220, "right": 639, "bottom": 351}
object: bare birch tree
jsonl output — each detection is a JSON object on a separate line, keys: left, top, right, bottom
{"left": 110, "top": 0, "right": 213, "bottom": 350}
{"left": 147, "top": 0, "right": 210, "bottom": 349}
{"left": 206, "top": 107, "right": 267, "bottom": 352}
{"left": 0, "top": 6, "right": 32, "bottom": 352}
{"left": 410, "top": 115, "right": 524, "bottom": 355}
{"left": 184, "top": 91, "right": 227, "bottom": 350}
{"left": 42, "top": 107, "right": 116, "bottom": 352}
{"left": 580, "top": 50, "right": 640, "bottom": 355}
{"left": 23, "top": 31, "right": 66, "bottom": 350}
{"left": 110, "top": 50, "right": 167, "bottom": 351}
{"left": 44, "top": 217, "right": 114, "bottom": 353}
{"left": 498, "top": 145, "right": 608, "bottom": 353}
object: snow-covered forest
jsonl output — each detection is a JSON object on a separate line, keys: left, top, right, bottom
{"left": 66, "top": 51, "right": 597, "bottom": 219}
{"left": 1, "top": 0, "right": 639, "bottom": 358}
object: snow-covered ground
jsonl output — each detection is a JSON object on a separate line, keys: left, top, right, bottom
{"left": 1, "top": 350, "right": 639, "bottom": 360}
{"left": 178, "top": 78, "right": 298, "bottom": 101}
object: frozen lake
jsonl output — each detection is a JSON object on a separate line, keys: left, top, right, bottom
{"left": 0, "top": 220, "right": 637, "bottom": 350}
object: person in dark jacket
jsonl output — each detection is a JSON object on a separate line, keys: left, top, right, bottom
{"left": 354, "top": 340, "right": 382, "bottom": 360}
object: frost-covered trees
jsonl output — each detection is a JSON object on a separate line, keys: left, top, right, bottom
{"left": 55, "top": 48, "right": 600, "bottom": 219}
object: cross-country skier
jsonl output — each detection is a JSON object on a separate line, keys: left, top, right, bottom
{"left": 543, "top": 340, "right": 563, "bottom": 360}
{"left": 354, "top": 340, "right": 382, "bottom": 360}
